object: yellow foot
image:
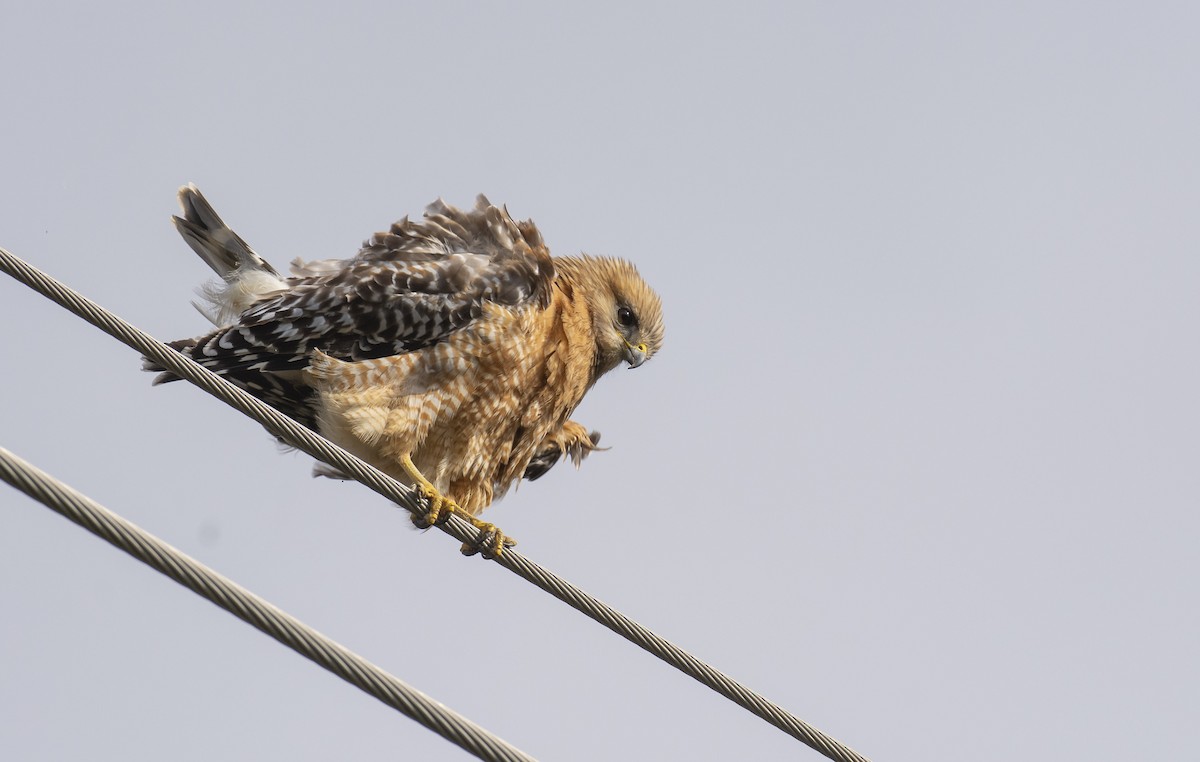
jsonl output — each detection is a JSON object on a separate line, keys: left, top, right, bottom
{"left": 409, "top": 481, "right": 457, "bottom": 529}
{"left": 458, "top": 516, "right": 517, "bottom": 559}
{"left": 399, "top": 454, "right": 516, "bottom": 558}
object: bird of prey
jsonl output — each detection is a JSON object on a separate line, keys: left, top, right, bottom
{"left": 147, "top": 185, "right": 663, "bottom": 555}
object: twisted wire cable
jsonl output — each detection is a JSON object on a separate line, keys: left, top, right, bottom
{"left": 0, "top": 447, "right": 536, "bottom": 762}
{"left": 0, "top": 246, "right": 870, "bottom": 762}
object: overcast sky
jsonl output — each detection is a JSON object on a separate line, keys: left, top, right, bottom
{"left": 2, "top": 3, "right": 1198, "bottom": 760}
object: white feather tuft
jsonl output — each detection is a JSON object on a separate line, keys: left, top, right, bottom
{"left": 193, "top": 269, "right": 288, "bottom": 327}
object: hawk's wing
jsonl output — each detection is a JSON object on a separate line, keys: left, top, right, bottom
{"left": 181, "top": 196, "right": 555, "bottom": 376}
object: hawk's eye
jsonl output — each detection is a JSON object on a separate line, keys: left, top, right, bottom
{"left": 617, "top": 306, "right": 637, "bottom": 328}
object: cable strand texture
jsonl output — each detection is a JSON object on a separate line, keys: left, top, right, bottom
{"left": 0, "top": 447, "right": 535, "bottom": 762}
{"left": 0, "top": 246, "right": 870, "bottom": 762}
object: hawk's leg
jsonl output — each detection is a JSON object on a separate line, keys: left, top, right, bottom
{"left": 399, "top": 454, "right": 514, "bottom": 558}
{"left": 400, "top": 454, "right": 457, "bottom": 528}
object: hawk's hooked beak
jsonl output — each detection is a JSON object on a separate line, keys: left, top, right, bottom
{"left": 623, "top": 341, "right": 649, "bottom": 369}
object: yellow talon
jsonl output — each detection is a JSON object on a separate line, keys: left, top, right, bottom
{"left": 399, "top": 454, "right": 515, "bottom": 557}
{"left": 415, "top": 483, "right": 457, "bottom": 528}
{"left": 400, "top": 454, "right": 457, "bottom": 528}
{"left": 458, "top": 516, "right": 516, "bottom": 559}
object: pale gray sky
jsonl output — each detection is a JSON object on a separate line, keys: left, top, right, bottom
{"left": 2, "top": 3, "right": 1197, "bottom": 760}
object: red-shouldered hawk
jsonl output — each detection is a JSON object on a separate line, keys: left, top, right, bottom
{"left": 146, "top": 185, "right": 663, "bottom": 555}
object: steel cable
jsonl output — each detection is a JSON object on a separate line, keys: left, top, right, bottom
{"left": 0, "top": 247, "right": 870, "bottom": 762}
{"left": 0, "top": 447, "right": 536, "bottom": 762}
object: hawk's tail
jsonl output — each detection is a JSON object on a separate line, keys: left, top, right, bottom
{"left": 144, "top": 184, "right": 288, "bottom": 378}
{"left": 145, "top": 185, "right": 318, "bottom": 429}
{"left": 172, "top": 184, "right": 280, "bottom": 281}
{"left": 170, "top": 184, "right": 289, "bottom": 327}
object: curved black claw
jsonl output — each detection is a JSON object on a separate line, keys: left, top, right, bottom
{"left": 524, "top": 430, "right": 603, "bottom": 481}
{"left": 410, "top": 509, "right": 452, "bottom": 530}
{"left": 459, "top": 521, "right": 517, "bottom": 559}
{"left": 409, "top": 487, "right": 455, "bottom": 530}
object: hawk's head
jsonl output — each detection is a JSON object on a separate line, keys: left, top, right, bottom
{"left": 556, "top": 255, "right": 664, "bottom": 379}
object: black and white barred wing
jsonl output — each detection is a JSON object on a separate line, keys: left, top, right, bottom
{"left": 157, "top": 191, "right": 555, "bottom": 380}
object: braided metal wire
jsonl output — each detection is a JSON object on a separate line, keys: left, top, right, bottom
{"left": 0, "top": 447, "right": 536, "bottom": 762}
{"left": 0, "top": 246, "right": 871, "bottom": 762}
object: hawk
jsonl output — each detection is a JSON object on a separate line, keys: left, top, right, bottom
{"left": 147, "top": 185, "right": 664, "bottom": 555}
